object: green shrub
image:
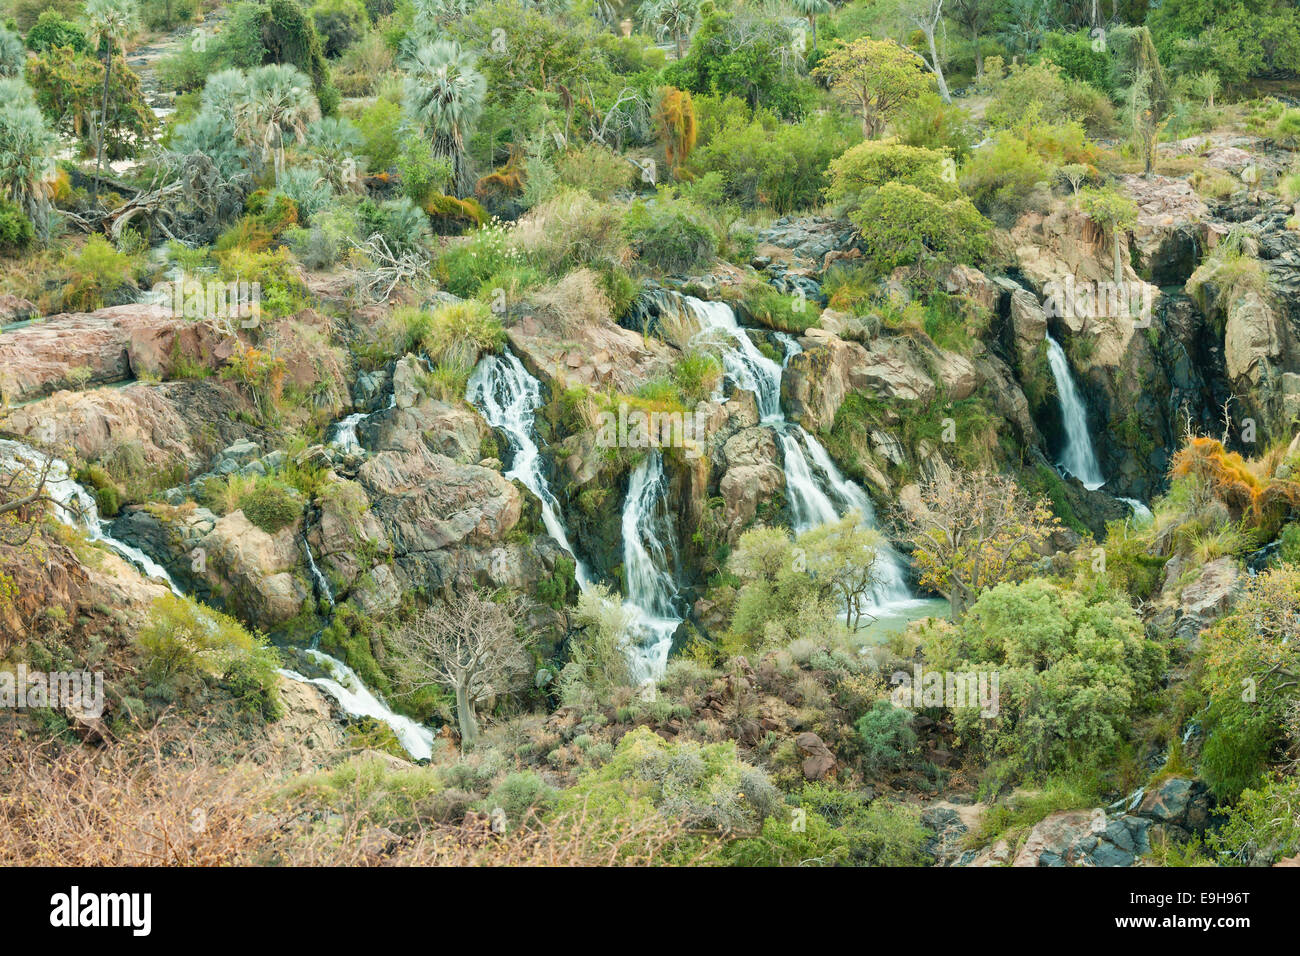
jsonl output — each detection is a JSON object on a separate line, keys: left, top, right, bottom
{"left": 484, "top": 771, "right": 557, "bottom": 828}
{"left": 925, "top": 578, "right": 1167, "bottom": 780}
{"left": 855, "top": 700, "right": 918, "bottom": 772}
{"left": 621, "top": 199, "right": 716, "bottom": 274}
{"left": 0, "top": 197, "right": 34, "bottom": 253}
{"left": 137, "top": 594, "right": 281, "bottom": 717}
{"left": 59, "top": 236, "right": 139, "bottom": 311}
{"left": 238, "top": 479, "right": 303, "bottom": 534}
{"left": 960, "top": 130, "right": 1052, "bottom": 227}
{"left": 310, "top": 0, "right": 367, "bottom": 58}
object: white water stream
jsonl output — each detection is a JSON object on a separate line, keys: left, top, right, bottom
{"left": 467, "top": 350, "right": 592, "bottom": 589}
{"left": 1045, "top": 333, "right": 1106, "bottom": 490}
{"left": 0, "top": 437, "right": 436, "bottom": 760}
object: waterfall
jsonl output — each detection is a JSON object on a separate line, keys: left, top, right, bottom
{"left": 621, "top": 452, "right": 684, "bottom": 682}
{"left": 687, "top": 298, "right": 784, "bottom": 420}
{"left": 302, "top": 537, "right": 335, "bottom": 607}
{"left": 278, "top": 649, "right": 435, "bottom": 760}
{"left": 467, "top": 350, "right": 592, "bottom": 589}
{"left": 329, "top": 412, "right": 367, "bottom": 455}
{"left": 1045, "top": 333, "right": 1106, "bottom": 490}
{"left": 686, "top": 298, "right": 915, "bottom": 612}
{"left": 466, "top": 349, "right": 684, "bottom": 681}
{"left": 0, "top": 439, "right": 440, "bottom": 762}
{"left": 0, "top": 438, "right": 181, "bottom": 593}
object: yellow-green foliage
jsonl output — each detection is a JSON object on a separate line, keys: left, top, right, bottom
{"left": 283, "top": 753, "right": 444, "bottom": 828}
{"left": 561, "top": 726, "right": 783, "bottom": 844}
{"left": 59, "top": 235, "right": 139, "bottom": 311}
{"left": 419, "top": 299, "right": 505, "bottom": 368}
{"left": 137, "top": 595, "right": 281, "bottom": 718}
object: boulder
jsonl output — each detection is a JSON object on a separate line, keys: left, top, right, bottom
{"left": 795, "top": 731, "right": 836, "bottom": 781}
{"left": 0, "top": 304, "right": 234, "bottom": 402}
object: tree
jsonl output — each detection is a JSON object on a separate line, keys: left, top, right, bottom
{"left": 947, "top": 0, "right": 999, "bottom": 76}
{"left": 0, "top": 77, "right": 58, "bottom": 234}
{"left": 84, "top": 0, "right": 137, "bottom": 201}
{"left": 898, "top": 0, "right": 952, "bottom": 103}
{"left": 638, "top": 0, "right": 700, "bottom": 60}
{"left": 789, "top": 0, "right": 832, "bottom": 53}
{"left": 0, "top": 441, "right": 56, "bottom": 546}
{"left": 813, "top": 37, "right": 929, "bottom": 138}
{"left": 826, "top": 140, "right": 991, "bottom": 268}
{"left": 403, "top": 39, "right": 486, "bottom": 198}
{"left": 655, "top": 86, "right": 696, "bottom": 174}
{"left": 391, "top": 589, "right": 534, "bottom": 746}
{"left": 235, "top": 63, "right": 320, "bottom": 181}
{"left": 797, "top": 513, "right": 883, "bottom": 631}
{"left": 899, "top": 470, "right": 1062, "bottom": 618}
{"left": 1078, "top": 186, "right": 1137, "bottom": 285}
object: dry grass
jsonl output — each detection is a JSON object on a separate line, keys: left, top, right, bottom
{"left": 0, "top": 724, "right": 700, "bottom": 866}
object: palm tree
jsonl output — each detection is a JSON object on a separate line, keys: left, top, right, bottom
{"left": 637, "top": 0, "right": 700, "bottom": 60}
{"left": 790, "top": 0, "right": 832, "bottom": 53}
{"left": 403, "top": 40, "right": 485, "bottom": 199}
{"left": 85, "top": 0, "right": 137, "bottom": 201}
{"left": 0, "top": 26, "right": 26, "bottom": 77}
{"left": 0, "top": 77, "right": 58, "bottom": 235}
{"left": 236, "top": 64, "right": 321, "bottom": 183}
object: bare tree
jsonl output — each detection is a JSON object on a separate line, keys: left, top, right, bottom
{"left": 897, "top": 470, "right": 1061, "bottom": 618}
{"left": 391, "top": 590, "right": 534, "bottom": 747}
{"left": 895, "top": 0, "right": 952, "bottom": 103}
{"left": 0, "top": 442, "right": 57, "bottom": 546}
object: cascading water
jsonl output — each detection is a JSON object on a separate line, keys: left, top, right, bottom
{"left": 1045, "top": 333, "right": 1106, "bottom": 490}
{"left": 278, "top": 649, "right": 435, "bottom": 760}
{"left": 329, "top": 412, "right": 367, "bottom": 455}
{"left": 0, "top": 438, "right": 439, "bottom": 761}
{"left": 0, "top": 438, "right": 180, "bottom": 593}
{"left": 466, "top": 349, "right": 683, "bottom": 681}
{"left": 467, "top": 350, "right": 591, "bottom": 589}
{"left": 621, "top": 452, "right": 684, "bottom": 682}
{"left": 685, "top": 298, "right": 915, "bottom": 612}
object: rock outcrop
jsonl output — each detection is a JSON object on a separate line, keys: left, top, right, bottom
{"left": 0, "top": 304, "right": 234, "bottom": 402}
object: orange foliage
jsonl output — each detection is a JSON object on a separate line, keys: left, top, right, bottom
{"left": 656, "top": 87, "right": 697, "bottom": 175}
{"left": 1171, "top": 436, "right": 1300, "bottom": 532}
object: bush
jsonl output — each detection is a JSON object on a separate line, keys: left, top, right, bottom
{"left": 855, "top": 700, "right": 918, "bottom": 772}
{"left": 419, "top": 299, "right": 505, "bottom": 367}
{"left": 960, "top": 131, "right": 1052, "bottom": 227}
{"left": 554, "top": 144, "right": 634, "bottom": 200}
{"left": 310, "top": 0, "right": 367, "bottom": 58}
{"left": 137, "top": 595, "right": 281, "bottom": 718}
{"left": 484, "top": 772, "right": 557, "bottom": 828}
{"left": 691, "top": 109, "right": 857, "bottom": 213}
{"left": 0, "top": 198, "right": 34, "bottom": 253}
{"left": 622, "top": 199, "right": 715, "bottom": 274}
{"left": 24, "top": 10, "right": 88, "bottom": 53}
{"left": 854, "top": 182, "right": 990, "bottom": 270}
{"left": 894, "top": 92, "right": 978, "bottom": 162}
{"left": 237, "top": 478, "right": 303, "bottom": 534}
{"left": 925, "top": 578, "right": 1166, "bottom": 779}
{"left": 59, "top": 236, "right": 139, "bottom": 311}
{"left": 353, "top": 97, "right": 403, "bottom": 172}
{"left": 357, "top": 196, "right": 432, "bottom": 257}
